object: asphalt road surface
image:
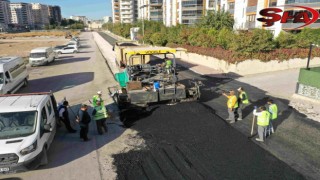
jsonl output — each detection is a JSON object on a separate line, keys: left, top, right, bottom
{"left": 98, "top": 32, "right": 308, "bottom": 179}
{"left": 1, "top": 32, "right": 120, "bottom": 180}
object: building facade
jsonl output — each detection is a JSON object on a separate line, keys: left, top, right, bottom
{"left": 103, "top": 16, "right": 112, "bottom": 23}
{"left": 48, "top": 5, "right": 62, "bottom": 24}
{"left": 0, "top": 0, "right": 11, "bottom": 31}
{"left": 223, "top": 0, "right": 320, "bottom": 36}
{"left": 10, "top": 3, "right": 34, "bottom": 27}
{"left": 31, "top": 3, "right": 49, "bottom": 28}
{"left": 112, "top": 0, "right": 138, "bottom": 23}
{"left": 70, "top": 15, "right": 88, "bottom": 25}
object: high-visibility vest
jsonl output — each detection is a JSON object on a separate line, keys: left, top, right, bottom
{"left": 93, "top": 106, "right": 108, "bottom": 121}
{"left": 257, "top": 111, "right": 270, "bottom": 126}
{"left": 165, "top": 60, "right": 172, "bottom": 69}
{"left": 239, "top": 91, "right": 249, "bottom": 104}
{"left": 227, "top": 95, "right": 238, "bottom": 108}
{"left": 92, "top": 95, "right": 104, "bottom": 107}
{"left": 269, "top": 104, "right": 278, "bottom": 120}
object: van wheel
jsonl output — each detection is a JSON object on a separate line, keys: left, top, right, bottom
{"left": 40, "top": 147, "right": 48, "bottom": 165}
{"left": 23, "top": 79, "right": 28, "bottom": 87}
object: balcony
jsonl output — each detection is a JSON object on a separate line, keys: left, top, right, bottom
{"left": 228, "top": 9, "right": 234, "bottom": 14}
{"left": 246, "top": 6, "right": 257, "bottom": 13}
{"left": 282, "top": 22, "right": 320, "bottom": 30}
{"left": 284, "top": 2, "right": 320, "bottom": 9}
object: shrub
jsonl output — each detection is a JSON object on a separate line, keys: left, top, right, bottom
{"left": 150, "top": 32, "right": 167, "bottom": 46}
{"left": 275, "top": 31, "right": 297, "bottom": 48}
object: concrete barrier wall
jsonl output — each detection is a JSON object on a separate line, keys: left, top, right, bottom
{"left": 176, "top": 51, "right": 320, "bottom": 75}
{"left": 93, "top": 32, "right": 120, "bottom": 75}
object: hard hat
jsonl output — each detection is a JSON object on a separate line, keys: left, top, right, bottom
{"left": 97, "top": 91, "right": 102, "bottom": 95}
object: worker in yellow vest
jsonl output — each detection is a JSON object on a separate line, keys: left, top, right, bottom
{"left": 253, "top": 106, "right": 270, "bottom": 142}
{"left": 92, "top": 100, "right": 108, "bottom": 135}
{"left": 237, "top": 87, "right": 249, "bottom": 120}
{"left": 92, "top": 91, "right": 104, "bottom": 107}
{"left": 267, "top": 99, "right": 278, "bottom": 134}
{"left": 222, "top": 90, "right": 238, "bottom": 123}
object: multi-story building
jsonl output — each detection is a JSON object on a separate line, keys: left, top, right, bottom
{"left": 0, "top": 0, "right": 11, "bottom": 31}
{"left": 112, "top": 0, "right": 138, "bottom": 24}
{"left": 138, "top": 0, "right": 163, "bottom": 22}
{"left": 70, "top": 15, "right": 88, "bottom": 25}
{"left": 103, "top": 16, "right": 112, "bottom": 23}
{"left": 222, "top": 0, "right": 320, "bottom": 36}
{"left": 31, "top": 3, "right": 49, "bottom": 28}
{"left": 163, "top": 0, "right": 177, "bottom": 26}
{"left": 163, "top": 0, "right": 205, "bottom": 26}
{"left": 10, "top": 3, "right": 34, "bottom": 27}
{"left": 48, "top": 5, "right": 62, "bottom": 24}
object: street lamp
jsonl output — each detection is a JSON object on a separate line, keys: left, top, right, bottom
{"left": 139, "top": 4, "right": 149, "bottom": 44}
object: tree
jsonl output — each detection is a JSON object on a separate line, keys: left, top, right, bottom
{"left": 197, "top": 10, "right": 234, "bottom": 30}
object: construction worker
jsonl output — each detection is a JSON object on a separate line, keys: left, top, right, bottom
{"left": 165, "top": 59, "right": 173, "bottom": 74}
{"left": 253, "top": 106, "right": 270, "bottom": 142}
{"left": 267, "top": 99, "right": 278, "bottom": 134}
{"left": 92, "top": 100, "right": 108, "bottom": 135}
{"left": 222, "top": 90, "right": 238, "bottom": 123}
{"left": 59, "top": 101, "right": 77, "bottom": 133}
{"left": 237, "top": 87, "right": 249, "bottom": 120}
{"left": 92, "top": 91, "right": 104, "bottom": 107}
{"left": 76, "top": 104, "right": 91, "bottom": 141}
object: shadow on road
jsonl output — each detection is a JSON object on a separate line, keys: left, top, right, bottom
{"left": 50, "top": 57, "right": 90, "bottom": 66}
{"left": 57, "top": 56, "right": 74, "bottom": 59}
{"left": 78, "top": 51, "right": 94, "bottom": 54}
{"left": 79, "top": 45, "right": 91, "bottom": 49}
{"left": 19, "top": 72, "right": 94, "bottom": 92}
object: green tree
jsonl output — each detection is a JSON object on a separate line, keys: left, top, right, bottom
{"left": 150, "top": 32, "right": 167, "bottom": 46}
{"left": 197, "top": 10, "right": 234, "bottom": 30}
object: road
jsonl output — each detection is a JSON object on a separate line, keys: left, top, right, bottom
{"left": 0, "top": 32, "right": 125, "bottom": 180}
{"left": 98, "top": 32, "right": 311, "bottom": 179}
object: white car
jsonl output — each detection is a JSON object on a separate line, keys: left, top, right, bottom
{"left": 54, "top": 46, "right": 78, "bottom": 54}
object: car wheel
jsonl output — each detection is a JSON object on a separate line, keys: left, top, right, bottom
{"left": 73, "top": 50, "right": 77, "bottom": 54}
{"left": 53, "top": 57, "right": 55, "bottom": 62}
{"left": 58, "top": 52, "right": 61, "bottom": 55}
{"left": 23, "top": 78, "right": 28, "bottom": 87}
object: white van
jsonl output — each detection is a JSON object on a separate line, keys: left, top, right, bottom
{"left": 29, "top": 47, "right": 57, "bottom": 66}
{"left": 0, "top": 57, "right": 29, "bottom": 95}
{"left": 0, "top": 92, "right": 58, "bottom": 173}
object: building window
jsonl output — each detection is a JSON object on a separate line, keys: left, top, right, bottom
{"left": 229, "top": 2, "right": 235, "bottom": 10}
{"left": 269, "top": 0, "right": 277, "bottom": 7}
{"left": 246, "top": 14, "right": 256, "bottom": 22}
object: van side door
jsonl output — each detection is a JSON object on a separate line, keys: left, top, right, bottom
{"left": 39, "top": 106, "right": 49, "bottom": 151}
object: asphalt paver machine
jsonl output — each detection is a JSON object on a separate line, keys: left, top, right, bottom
{"left": 109, "top": 46, "right": 202, "bottom": 116}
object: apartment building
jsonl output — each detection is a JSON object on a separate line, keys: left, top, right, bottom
{"left": 163, "top": 0, "right": 177, "bottom": 26}
{"left": 138, "top": 0, "right": 163, "bottom": 22}
{"left": 10, "top": 3, "right": 34, "bottom": 27}
{"left": 31, "top": 3, "right": 49, "bottom": 27}
{"left": 70, "top": 15, "right": 88, "bottom": 25}
{"left": 0, "top": 0, "right": 11, "bottom": 31}
{"left": 223, "top": 0, "right": 320, "bottom": 36}
{"left": 103, "top": 16, "right": 112, "bottom": 23}
{"left": 112, "top": 0, "right": 138, "bottom": 23}
{"left": 48, "top": 5, "right": 62, "bottom": 24}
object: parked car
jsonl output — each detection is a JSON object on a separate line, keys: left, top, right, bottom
{"left": 54, "top": 46, "right": 78, "bottom": 54}
{"left": 68, "top": 40, "right": 80, "bottom": 48}
{"left": 0, "top": 92, "right": 58, "bottom": 173}
{"left": 0, "top": 56, "right": 29, "bottom": 94}
{"left": 29, "top": 47, "right": 57, "bottom": 66}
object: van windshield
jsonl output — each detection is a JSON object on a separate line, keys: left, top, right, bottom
{"left": 0, "top": 73, "right": 3, "bottom": 84}
{"left": 0, "top": 111, "right": 37, "bottom": 139}
{"left": 30, "top": 53, "right": 46, "bottom": 58}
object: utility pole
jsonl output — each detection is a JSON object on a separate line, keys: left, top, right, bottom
{"left": 139, "top": 4, "right": 149, "bottom": 44}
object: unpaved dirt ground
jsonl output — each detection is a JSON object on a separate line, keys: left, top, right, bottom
{"left": 0, "top": 38, "right": 68, "bottom": 59}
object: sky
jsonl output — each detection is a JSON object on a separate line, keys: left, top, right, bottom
{"left": 11, "top": 0, "right": 112, "bottom": 20}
